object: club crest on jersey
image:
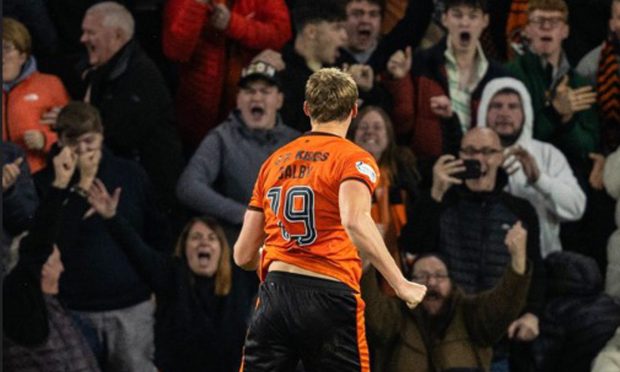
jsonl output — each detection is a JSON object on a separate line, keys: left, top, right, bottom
{"left": 355, "top": 161, "right": 377, "bottom": 183}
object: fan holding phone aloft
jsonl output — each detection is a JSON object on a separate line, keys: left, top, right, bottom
{"left": 430, "top": 128, "right": 505, "bottom": 203}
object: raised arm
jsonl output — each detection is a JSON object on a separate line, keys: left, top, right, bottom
{"left": 176, "top": 132, "right": 247, "bottom": 225}
{"left": 3, "top": 147, "right": 76, "bottom": 346}
{"left": 88, "top": 179, "right": 175, "bottom": 294}
{"left": 464, "top": 222, "right": 531, "bottom": 346}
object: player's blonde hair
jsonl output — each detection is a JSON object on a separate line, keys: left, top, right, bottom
{"left": 304, "top": 68, "right": 358, "bottom": 124}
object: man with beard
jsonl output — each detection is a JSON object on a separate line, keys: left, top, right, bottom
{"left": 506, "top": 0, "right": 601, "bottom": 190}
{"left": 510, "top": 0, "right": 616, "bottom": 274}
{"left": 361, "top": 221, "right": 531, "bottom": 372}
{"left": 400, "top": 127, "right": 545, "bottom": 371}
{"left": 385, "top": 0, "right": 510, "bottom": 180}
{"left": 478, "top": 77, "right": 586, "bottom": 258}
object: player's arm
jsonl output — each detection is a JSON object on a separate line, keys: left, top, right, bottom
{"left": 339, "top": 180, "right": 427, "bottom": 308}
{"left": 233, "top": 209, "right": 265, "bottom": 270}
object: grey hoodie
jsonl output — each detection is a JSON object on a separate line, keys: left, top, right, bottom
{"left": 478, "top": 77, "right": 586, "bottom": 257}
{"left": 176, "top": 112, "right": 300, "bottom": 225}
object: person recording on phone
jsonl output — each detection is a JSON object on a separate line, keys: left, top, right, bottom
{"left": 400, "top": 127, "right": 545, "bottom": 366}
{"left": 478, "top": 77, "right": 585, "bottom": 259}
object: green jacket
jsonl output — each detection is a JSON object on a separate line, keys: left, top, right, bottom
{"left": 361, "top": 266, "right": 531, "bottom": 372}
{"left": 506, "top": 51, "right": 600, "bottom": 169}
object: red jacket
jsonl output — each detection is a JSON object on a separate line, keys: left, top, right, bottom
{"left": 385, "top": 39, "right": 509, "bottom": 160}
{"left": 162, "top": 0, "right": 291, "bottom": 149}
{"left": 2, "top": 72, "right": 69, "bottom": 173}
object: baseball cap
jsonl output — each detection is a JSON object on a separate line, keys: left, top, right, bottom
{"left": 238, "top": 61, "right": 281, "bottom": 89}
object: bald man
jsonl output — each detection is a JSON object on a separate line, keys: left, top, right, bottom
{"left": 401, "top": 127, "right": 545, "bottom": 359}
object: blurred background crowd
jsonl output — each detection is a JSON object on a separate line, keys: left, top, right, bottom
{"left": 3, "top": 0, "right": 620, "bottom": 371}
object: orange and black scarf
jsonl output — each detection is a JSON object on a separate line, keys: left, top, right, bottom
{"left": 596, "top": 37, "right": 620, "bottom": 152}
{"left": 506, "top": 0, "right": 529, "bottom": 59}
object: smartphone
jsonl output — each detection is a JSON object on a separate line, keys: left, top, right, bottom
{"left": 456, "top": 159, "right": 482, "bottom": 180}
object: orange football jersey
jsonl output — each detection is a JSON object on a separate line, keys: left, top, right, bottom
{"left": 249, "top": 132, "right": 380, "bottom": 292}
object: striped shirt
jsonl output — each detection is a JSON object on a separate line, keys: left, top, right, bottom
{"left": 445, "top": 39, "right": 489, "bottom": 133}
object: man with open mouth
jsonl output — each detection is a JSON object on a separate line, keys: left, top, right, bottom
{"left": 507, "top": 0, "right": 600, "bottom": 189}
{"left": 274, "top": 0, "right": 349, "bottom": 133}
{"left": 507, "top": 0, "right": 610, "bottom": 270}
{"left": 336, "top": 0, "right": 433, "bottom": 109}
{"left": 384, "top": 0, "right": 510, "bottom": 181}
{"left": 402, "top": 127, "right": 546, "bottom": 372}
{"left": 361, "top": 232, "right": 532, "bottom": 372}
{"left": 176, "top": 60, "right": 299, "bottom": 320}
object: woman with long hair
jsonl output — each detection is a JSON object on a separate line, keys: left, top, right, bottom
{"left": 87, "top": 180, "right": 250, "bottom": 372}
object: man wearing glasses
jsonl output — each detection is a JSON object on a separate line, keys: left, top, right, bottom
{"left": 361, "top": 218, "right": 532, "bottom": 371}
{"left": 507, "top": 0, "right": 616, "bottom": 280}
{"left": 400, "top": 127, "right": 545, "bottom": 370}
{"left": 506, "top": 0, "right": 601, "bottom": 192}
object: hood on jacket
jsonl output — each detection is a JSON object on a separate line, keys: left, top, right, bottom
{"left": 2, "top": 56, "right": 37, "bottom": 92}
{"left": 477, "top": 77, "right": 534, "bottom": 146}
{"left": 545, "top": 251, "right": 603, "bottom": 297}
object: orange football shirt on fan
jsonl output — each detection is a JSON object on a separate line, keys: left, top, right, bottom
{"left": 249, "top": 132, "right": 380, "bottom": 292}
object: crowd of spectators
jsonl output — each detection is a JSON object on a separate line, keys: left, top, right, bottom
{"left": 3, "top": 0, "right": 620, "bottom": 371}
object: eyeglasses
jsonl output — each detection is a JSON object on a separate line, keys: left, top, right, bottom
{"left": 528, "top": 16, "right": 566, "bottom": 28}
{"left": 459, "top": 147, "right": 502, "bottom": 157}
{"left": 412, "top": 272, "right": 449, "bottom": 283}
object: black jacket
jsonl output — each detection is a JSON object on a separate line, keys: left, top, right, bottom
{"left": 532, "top": 251, "right": 620, "bottom": 372}
{"left": 4, "top": 186, "right": 66, "bottom": 346}
{"left": 104, "top": 216, "right": 251, "bottom": 372}
{"left": 279, "top": 43, "right": 315, "bottom": 133}
{"left": 336, "top": 0, "right": 433, "bottom": 74}
{"left": 82, "top": 39, "right": 184, "bottom": 223}
{"left": 35, "top": 146, "right": 172, "bottom": 311}
{"left": 2, "top": 142, "right": 38, "bottom": 272}
{"left": 3, "top": 187, "right": 101, "bottom": 371}
{"left": 402, "top": 171, "right": 545, "bottom": 316}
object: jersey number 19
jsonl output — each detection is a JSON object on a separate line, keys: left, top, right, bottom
{"left": 267, "top": 186, "right": 317, "bottom": 246}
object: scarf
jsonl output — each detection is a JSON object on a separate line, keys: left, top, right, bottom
{"left": 596, "top": 38, "right": 620, "bottom": 152}
{"left": 506, "top": 0, "right": 529, "bottom": 59}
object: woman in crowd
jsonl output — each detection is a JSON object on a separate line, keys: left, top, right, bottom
{"left": 87, "top": 180, "right": 250, "bottom": 372}
{"left": 348, "top": 105, "right": 420, "bottom": 290}
{"left": 2, "top": 18, "right": 69, "bottom": 173}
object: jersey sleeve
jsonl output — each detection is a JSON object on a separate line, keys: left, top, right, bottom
{"left": 339, "top": 150, "right": 380, "bottom": 195}
{"left": 248, "top": 163, "right": 266, "bottom": 212}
